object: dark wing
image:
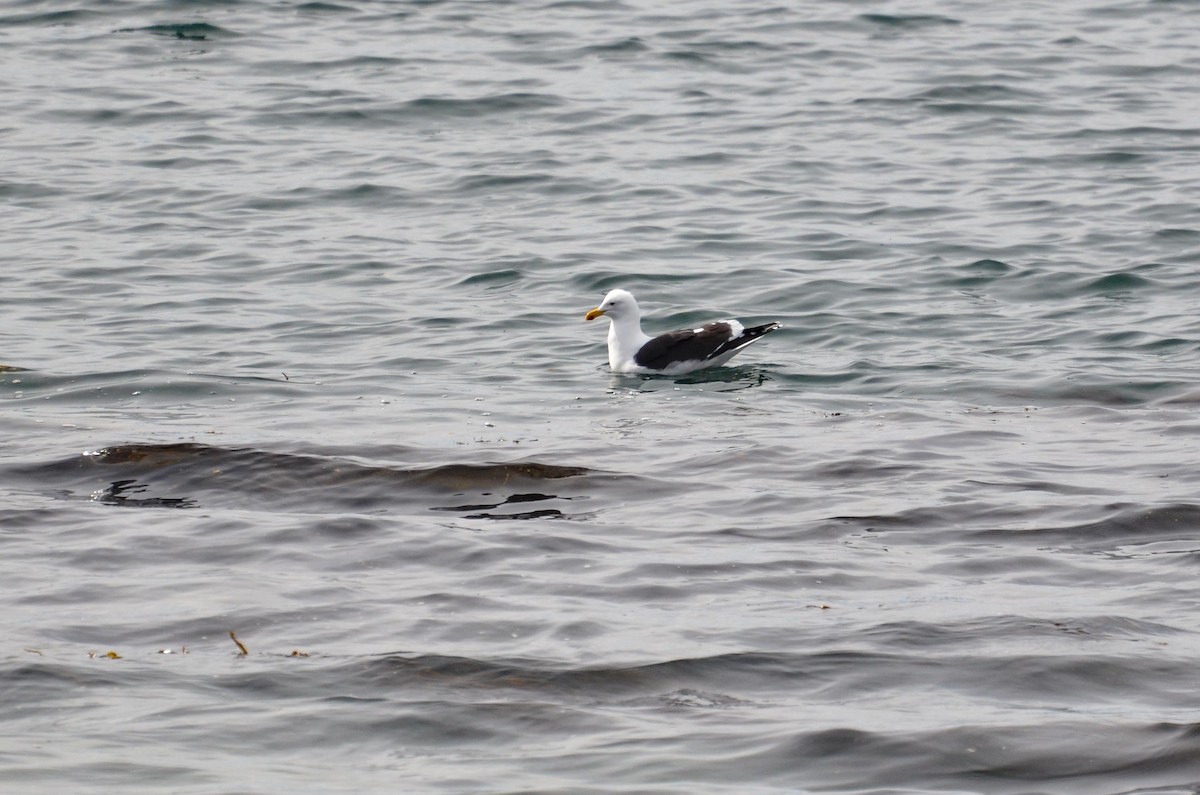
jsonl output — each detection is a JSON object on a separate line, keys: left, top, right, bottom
{"left": 634, "top": 321, "right": 779, "bottom": 370}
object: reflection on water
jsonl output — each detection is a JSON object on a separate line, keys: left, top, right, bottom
{"left": 606, "top": 365, "right": 773, "bottom": 393}
{"left": 431, "top": 491, "right": 569, "bottom": 520}
{"left": 93, "top": 478, "right": 195, "bottom": 509}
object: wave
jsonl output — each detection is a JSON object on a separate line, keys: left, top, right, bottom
{"left": 6, "top": 442, "right": 603, "bottom": 518}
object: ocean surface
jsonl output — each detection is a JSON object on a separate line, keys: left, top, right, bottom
{"left": 4, "top": 0, "right": 1200, "bottom": 792}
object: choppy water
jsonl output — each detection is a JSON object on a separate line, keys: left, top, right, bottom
{"left": 4, "top": 1, "right": 1200, "bottom": 793}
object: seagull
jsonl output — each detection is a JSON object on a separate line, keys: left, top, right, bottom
{"left": 585, "top": 288, "right": 780, "bottom": 375}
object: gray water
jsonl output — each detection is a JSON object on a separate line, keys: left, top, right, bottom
{"left": 4, "top": 1, "right": 1200, "bottom": 793}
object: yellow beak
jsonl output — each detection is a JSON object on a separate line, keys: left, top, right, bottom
{"left": 585, "top": 307, "right": 606, "bottom": 321}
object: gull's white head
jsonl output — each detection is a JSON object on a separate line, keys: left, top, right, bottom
{"left": 585, "top": 289, "right": 639, "bottom": 322}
